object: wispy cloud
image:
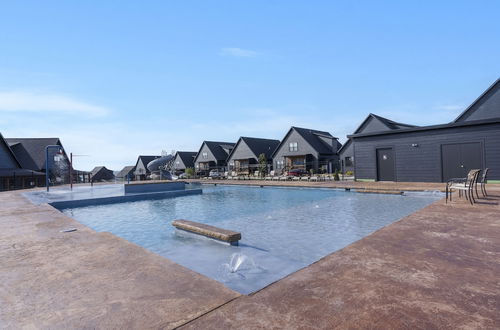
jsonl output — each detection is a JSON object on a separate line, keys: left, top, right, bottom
{"left": 0, "top": 91, "right": 111, "bottom": 117}
{"left": 220, "top": 47, "right": 260, "bottom": 57}
{"left": 433, "top": 104, "right": 464, "bottom": 111}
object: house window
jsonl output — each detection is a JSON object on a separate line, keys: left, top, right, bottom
{"left": 175, "top": 161, "right": 180, "bottom": 165}
{"left": 202, "top": 152, "right": 208, "bottom": 159}
{"left": 276, "top": 160, "right": 284, "bottom": 169}
{"left": 345, "top": 156, "right": 353, "bottom": 167}
{"left": 289, "top": 142, "right": 298, "bottom": 152}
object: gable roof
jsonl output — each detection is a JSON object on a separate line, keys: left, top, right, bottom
{"left": 339, "top": 114, "right": 416, "bottom": 154}
{"left": 228, "top": 137, "right": 280, "bottom": 161}
{"left": 0, "top": 132, "right": 22, "bottom": 169}
{"left": 91, "top": 166, "right": 105, "bottom": 176}
{"left": 349, "top": 78, "right": 500, "bottom": 139}
{"left": 454, "top": 78, "right": 500, "bottom": 122}
{"left": 353, "top": 113, "right": 416, "bottom": 134}
{"left": 273, "top": 127, "right": 339, "bottom": 157}
{"left": 135, "top": 155, "right": 160, "bottom": 169}
{"left": 116, "top": 165, "right": 136, "bottom": 178}
{"left": 337, "top": 138, "right": 352, "bottom": 154}
{"left": 5, "top": 137, "right": 65, "bottom": 171}
{"left": 90, "top": 166, "right": 114, "bottom": 180}
{"left": 175, "top": 151, "right": 197, "bottom": 168}
{"left": 194, "top": 141, "right": 235, "bottom": 162}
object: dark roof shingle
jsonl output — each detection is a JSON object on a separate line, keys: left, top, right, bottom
{"left": 204, "top": 141, "right": 235, "bottom": 161}
{"left": 116, "top": 165, "right": 136, "bottom": 178}
{"left": 5, "top": 138, "right": 65, "bottom": 171}
{"left": 176, "top": 151, "right": 197, "bottom": 168}
{"left": 292, "top": 127, "right": 339, "bottom": 154}
{"left": 239, "top": 137, "right": 280, "bottom": 159}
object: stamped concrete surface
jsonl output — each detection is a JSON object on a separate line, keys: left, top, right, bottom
{"left": 182, "top": 187, "right": 500, "bottom": 329}
{"left": 0, "top": 189, "right": 239, "bottom": 329}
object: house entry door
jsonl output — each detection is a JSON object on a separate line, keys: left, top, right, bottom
{"left": 376, "top": 148, "right": 395, "bottom": 181}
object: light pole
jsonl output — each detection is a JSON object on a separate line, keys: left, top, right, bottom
{"left": 45, "top": 145, "right": 63, "bottom": 192}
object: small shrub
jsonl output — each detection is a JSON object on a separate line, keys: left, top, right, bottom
{"left": 185, "top": 167, "right": 195, "bottom": 178}
{"left": 345, "top": 170, "right": 354, "bottom": 176}
{"left": 258, "top": 153, "right": 267, "bottom": 177}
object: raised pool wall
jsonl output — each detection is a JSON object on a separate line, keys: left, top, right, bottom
{"left": 51, "top": 182, "right": 201, "bottom": 209}
{"left": 124, "top": 181, "right": 186, "bottom": 194}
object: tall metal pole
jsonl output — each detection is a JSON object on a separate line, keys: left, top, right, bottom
{"left": 70, "top": 152, "right": 73, "bottom": 190}
{"left": 45, "top": 146, "right": 49, "bottom": 192}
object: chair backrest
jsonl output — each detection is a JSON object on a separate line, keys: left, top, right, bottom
{"left": 481, "top": 168, "right": 489, "bottom": 183}
{"left": 466, "top": 169, "right": 481, "bottom": 185}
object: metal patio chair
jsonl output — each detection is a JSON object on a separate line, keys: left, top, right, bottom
{"left": 446, "top": 169, "right": 480, "bottom": 205}
{"left": 479, "top": 168, "right": 489, "bottom": 197}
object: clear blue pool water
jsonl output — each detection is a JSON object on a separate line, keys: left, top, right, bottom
{"left": 61, "top": 184, "right": 441, "bottom": 294}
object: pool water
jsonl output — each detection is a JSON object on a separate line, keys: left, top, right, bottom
{"left": 61, "top": 185, "right": 441, "bottom": 294}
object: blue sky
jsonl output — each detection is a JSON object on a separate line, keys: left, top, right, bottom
{"left": 1, "top": 1, "right": 499, "bottom": 170}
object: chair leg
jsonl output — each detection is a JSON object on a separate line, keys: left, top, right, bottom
{"left": 482, "top": 183, "right": 488, "bottom": 197}
{"left": 469, "top": 188, "right": 475, "bottom": 205}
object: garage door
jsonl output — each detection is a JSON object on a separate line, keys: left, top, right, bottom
{"left": 441, "top": 142, "right": 483, "bottom": 182}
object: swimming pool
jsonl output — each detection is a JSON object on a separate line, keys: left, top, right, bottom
{"left": 60, "top": 184, "right": 441, "bottom": 294}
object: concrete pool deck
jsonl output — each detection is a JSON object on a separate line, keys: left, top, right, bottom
{"left": 1, "top": 181, "right": 500, "bottom": 329}
{"left": 0, "top": 187, "right": 240, "bottom": 329}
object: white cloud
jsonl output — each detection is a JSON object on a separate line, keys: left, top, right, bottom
{"left": 433, "top": 104, "right": 464, "bottom": 112}
{"left": 220, "top": 47, "right": 259, "bottom": 57}
{"left": 1, "top": 105, "right": 346, "bottom": 171}
{"left": 0, "top": 91, "right": 111, "bottom": 117}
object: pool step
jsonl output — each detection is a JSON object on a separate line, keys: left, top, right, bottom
{"left": 172, "top": 220, "right": 241, "bottom": 246}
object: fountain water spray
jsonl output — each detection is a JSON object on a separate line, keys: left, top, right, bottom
{"left": 226, "top": 253, "right": 257, "bottom": 273}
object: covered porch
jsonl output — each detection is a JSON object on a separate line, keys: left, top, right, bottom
{"left": 229, "top": 159, "right": 258, "bottom": 176}
{"left": 283, "top": 154, "right": 314, "bottom": 172}
{"left": 0, "top": 169, "right": 45, "bottom": 191}
{"left": 196, "top": 161, "right": 215, "bottom": 176}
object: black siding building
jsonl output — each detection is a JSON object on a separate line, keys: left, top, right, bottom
{"left": 339, "top": 114, "right": 415, "bottom": 175}
{"left": 134, "top": 155, "right": 160, "bottom": 180}
{"left": 116, "top": 165, "right": 136, "bottom": 180}
{"left": 194, "top": 141, "right": 235, "bottom": 176}
{"left": 272, "top": 127, "right": 341, "bottom": 174}
{"left": 348, "top": 79, "right": 500, "bottom": 182}
{"left": 0, "top": 133, "right": 45, "bottom": 190}
{"left": 173, "top": 151, "right": 197, "bottom": 173}
{"left": 90, "top": 166, "right": 115, "bottom": 182}
{"left": 227, "top": 137, "right": 280, "bottom": 175}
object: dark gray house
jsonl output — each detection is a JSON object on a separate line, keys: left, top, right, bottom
{"left": 6, "top": 137, "right": 70, "bottom": 172}
{"left": 6, "top": 137, "right": 71, "bottom": 185}
{"left": 348, "top": 78, "right": 500, "bottom": 182}
{"left": 90, "top": 166, "right": 115, "bottom": 182}
{"left": 172, "top": 151, "right": 197, "bottom": 173}
{"left": 339, "top": 114, "right": 416, "bottom": 174}
{"left": 0, "top": 133, "right": 45, "bottom": 190}
{"left": 272, "top": 127, "right": 342, "bottom": 174}
{"left": 193, "top": 141, "right": 235, "bottom": 176}
{"left": 116, "top": 165, "right": 136, "bottom": 180}
{"left": 227, "top": 137, "right": 280, "bottom": 176}
{"left": 133, "top": 155, "right": 160, "bottom": 180}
